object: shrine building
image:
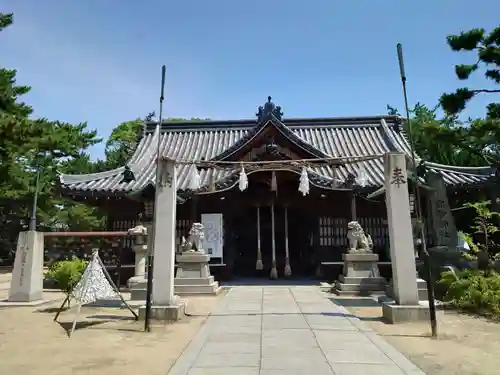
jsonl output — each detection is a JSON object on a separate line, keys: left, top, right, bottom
{"left": 58, "top": 97, "right": 496, "bottom": 279}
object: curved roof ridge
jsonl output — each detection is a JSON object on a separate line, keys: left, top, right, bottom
{"left": 59, "top": 124, "right": 160, "bottom": 185}
{"left": 424, "top": 161, "right": 494, "bottom": 174}
{"left": 142, "top": 115, "right": 403, "bottom": 133}
{"left": 128, "top": 131, "right": 158, "bottom": 171}
{"left": 377, "top": 118, "right": 403, "bottom": 153}
{"left": 59, "top": 167, "right": 125, "bottom": 185}
{"left": 210, "top": 115, "right": 330, "bottom": 161}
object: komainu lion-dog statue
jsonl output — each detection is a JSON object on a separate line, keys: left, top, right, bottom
{"left": 347, "top": 221, "right": 373, "bottom": 254}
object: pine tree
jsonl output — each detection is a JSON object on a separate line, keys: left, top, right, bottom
{"left": 440, "top": 27, "right": 500, "bottom": 119}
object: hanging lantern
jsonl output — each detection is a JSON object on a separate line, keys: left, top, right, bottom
{"left": 238, "top": 166, "right": 248, "bottom": 191}
{"left": 356, "top": 162, "right": 368, "bottom": 187}
{"left": 188, "top": 164, "right": 201, "bottom": 190}
{"left": 298, "top": 167, "right": 310, "bottom": 196}
{"left": 409, "top": 193, "right": 416, "bottom": 214}
{"left": 270, "top": 171, "right": 278, "bottom": 192}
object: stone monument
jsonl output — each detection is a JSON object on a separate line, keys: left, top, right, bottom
{"left": 138, "top": 157, "right": 185, "bottom": 321}
{"left": 334, "top": 221, "right": 386, "bottom": 295}
{"left": 8, "top": 231, "right": 44, "bottom": 303}
{"left": 381, "top": 152, "right": 429, "bottom": 323}
{"left": 174, "top": 223, "right": 220, "bottom": 295}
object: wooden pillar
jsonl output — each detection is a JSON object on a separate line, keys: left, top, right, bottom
{"left": 190, "top": 194, "right": 198, "bottom": 223}
{"left": 270, "top": 201, "right": 278, "bottom": 279}
{"left": 350, "top": 191, "right": 357, "bottom": 221}
{"left": 284, "top": 205, "right": 292, "bottom": 277}
{"left": 256, "top": 205, "right": 263, "bottom": 270}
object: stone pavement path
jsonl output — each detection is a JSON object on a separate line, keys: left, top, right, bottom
{"left": 167, "top": 286, "right": 426, "bottom": 375}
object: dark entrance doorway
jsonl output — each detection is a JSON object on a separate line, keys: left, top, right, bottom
{"left": 229, "top": 205, "right": 258, "bottom": 277}
{"left": 230, "top": 204, "right": 313, "bottom": 278}
{"left": 287, "top": 207, "right": 316, "bottom": 277}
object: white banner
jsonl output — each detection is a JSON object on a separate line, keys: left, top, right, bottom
{"left": 201, "top": 213, "right": 224, "bottom": 259}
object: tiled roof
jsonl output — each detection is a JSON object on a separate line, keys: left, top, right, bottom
{"left": 59, "top": 115, "right": 495, "bottom": 196}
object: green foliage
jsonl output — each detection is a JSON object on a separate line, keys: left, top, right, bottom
{"left": 104, "top": 119, "right": 143, "bottom": 168}
{"left": 438, "top": 269, "right": 500, "bottom": 319}
{"left": 440, "top": 27, "right": 500, "bottom": 119}
{"left": 0, "top": 10, "right": 212, "bottom": 265}
{"left": 462, "top": 201, "right": 500, "bottom": 258}
{"left": 0, "top": 13, "right": 105, "bottom": 262}
{"left": 45, "top": 258, "right": 87, "bottom": 293}
{"left": 459, "top": 232, "right": 481, "bottom": 260}
{"left": 101, "top": 116, "right": 210, "bottom": 170}
{"left": 386, "top": 103, "right": 490, "bottom": 166}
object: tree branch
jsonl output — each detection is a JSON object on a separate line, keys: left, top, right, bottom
{"left": 471, "top": 89, "right": 500, "bottom": 94}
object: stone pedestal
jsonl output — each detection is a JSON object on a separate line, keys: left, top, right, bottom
{"left": 382, "top": 302, "right": 430, "bottom": 324}
{"left": 386, "top": 278, "right": 428, "bottom": 301}
{"left": 138, "top": 295, "right": 186, "bottom": 321}
{"left": 334, "top": 253, "right": 386, "bottom": 295}
{"left": 8, "top": 231, "right": 44, "bottom": 302}
{"left": 174, "top": 251, "right": 220, "bottom": 295}
{"left": 127, "top": 243, "right": 148, "bottom": 300}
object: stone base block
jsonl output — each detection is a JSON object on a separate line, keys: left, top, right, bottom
{"left": 382, "top": 301, "right": 430, "bottom": 324}
{"left": 0, "top": 297, "right": 59, "bottom": 307}
{"left": 174, "top": 276, "right": 215, "bottom": 286}
{"left": 386, "top": 278, "right": 428, "bottom": 301}
{"left": 128, "top": 275, "right": 146, "bottom": 288}
{"left": 138, "top": 302, "right": 186, "bottom": 321}
{"left": 176, "top": 252, "right": 210, "bottom": 263}
{"left": 130, "top": 279, "right": 220, "bottom": 300}
{"left": 174, "top": 281, "right": 220, "bottom": 295}
{"left": 130, "top": 287, "right": 147, "bottom": 301}
{"left": 334, "top": 252, "right": 386, "bottom": 295}
{"left": 343, "top": 253, "right": 379, "bottom": 262}
{"left": 339, "top": 275, "right": 386, "bottom": 285}
{"left": 333, "top": 279, "right": 386, "bottom": 296}
{"left": 128, "top": 276, "right": 147, "bottom": 301}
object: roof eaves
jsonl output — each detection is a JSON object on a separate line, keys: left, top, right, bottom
{"left": 58, "top": 167, "right": 126, "bottom": 185}
{"left": 424, "top": 161, "right": 495, "bottom": 176}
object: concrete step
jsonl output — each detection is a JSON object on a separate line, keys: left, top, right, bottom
{"left": 334, "top": 280, "right": 386, "bottom": 293}
{"left": 130, "top": 282, "right": 221, "bottom": 300}
{"left": 174, "top": 282, "right": 220, "bottom": 295}
{"left": 174, "top": 276, "right": 214, "bottom": 286}
{"left": 334, "top": 289, "right": 386, "bottom": 296}
{"left": 338, "top": 276, "right": 386, "bottom": 285}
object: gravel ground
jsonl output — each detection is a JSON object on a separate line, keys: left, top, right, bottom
{"left": 0, "top": 291, "right": 226, "bottom": 375}
{"left": 334, "top": 296, "right": 500, "bottom": 375}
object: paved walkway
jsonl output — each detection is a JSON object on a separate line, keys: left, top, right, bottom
{"left": 168, "top": 286, "right": 426, "bottom": 375}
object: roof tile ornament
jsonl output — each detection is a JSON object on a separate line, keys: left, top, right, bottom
{"left": 256, "top": 96, "right": 283, "bottom": 123}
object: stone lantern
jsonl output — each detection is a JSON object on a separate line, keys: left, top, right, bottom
{"left": 127, "top": 220, "right": 148, "bottom": 293}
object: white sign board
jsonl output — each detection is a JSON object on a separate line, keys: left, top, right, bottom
{"left": 201, "top": 213, "right": 224, "bottom": 259}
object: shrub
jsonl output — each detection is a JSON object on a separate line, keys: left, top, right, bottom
{"left": 45, "top": 258, "right": 88, "bottom": 294}
{"left": 462, "top": 201, "right": 500, "bottom": 260}
{"left": 438, "top": 269, "right": 500, "bottom": 319}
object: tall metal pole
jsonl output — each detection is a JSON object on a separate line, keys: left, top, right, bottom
{"left": 29, "top": 167, "right": 41, "bottom": 231}
{"left": 144, "top": 65, "right": 166, "bottom": 333}
{"left": 397, "top": 43, "right": 438, "bottom": 337}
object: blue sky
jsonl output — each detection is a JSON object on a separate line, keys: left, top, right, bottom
{"left": 2, "top": 1, "right": 499, "bottom": 159}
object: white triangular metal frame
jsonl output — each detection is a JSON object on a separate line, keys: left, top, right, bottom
{"left": 53, "top": 250, "right": 138, "bottom": 337}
